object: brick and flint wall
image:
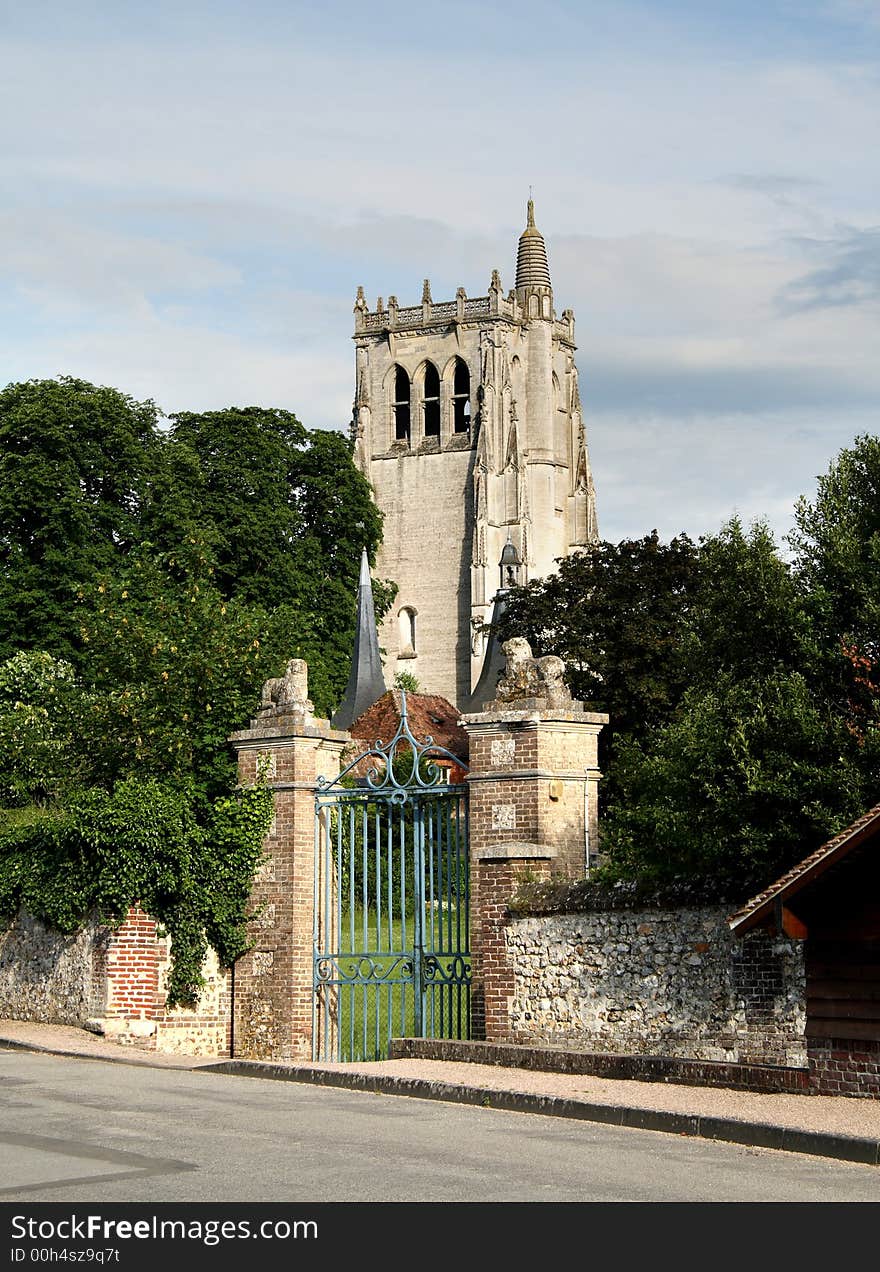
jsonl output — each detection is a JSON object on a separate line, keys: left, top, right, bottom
{"left": 0, "top": 904, "right": 232, "bottom": 1056}
{"left": 462, "top": 701, "right": 607, "bottom": 1042}
{"left": 506, "top": 906, "right": 807, "bottom": 1067}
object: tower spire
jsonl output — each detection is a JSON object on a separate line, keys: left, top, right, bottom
{"left": 515, "top": 197, "right": 551, "bottom": 291}
{"left": 331, "top": 549, "right": 387, "bottom": 730}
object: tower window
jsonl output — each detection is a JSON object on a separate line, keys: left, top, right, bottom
{"left": 398, "top": 606, "right": 417, "bottom": 657}
{"left": 452, "top": 359, "right": 470, "bottom": 433}
{"left": 423, "top": 363, "right": 440, "bottom": 437}
{"left": 393, "top": 366, "right": 411, "bottom": 443}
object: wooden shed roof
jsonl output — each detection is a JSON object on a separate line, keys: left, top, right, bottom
{"left": 727, "top": 802, "right": 880, "bottom": 936}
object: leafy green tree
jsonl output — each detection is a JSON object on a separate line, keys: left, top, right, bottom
{"left": 0, "top": 383, "right": 393, "bottom": 1002}
{"left": 495, "top": 532, "right": 700, "bottom": 748}
{"left": 601, "top": 669, "right": 874, "bottom": 886}
{"left": 498, "top": 513, "right": 880, "bottom": 886}
{"left": 685, "top": 517, "right": 807, "bottom": 686}
{"left": 149, "top": 407, "right": 392, "bottom": 715}
{"left": 0, "top": 651, "right": 91, "bottom": 806}
{"left": 0, "top": 377, "right": 162, "bottom": 661}
{"left": 156, "top": 408, "right": 385, "bottom": 604}
{"left": 72, "top": 535, "right": 273, "bottom": 802}
{"left": 154, "top": 406, "right": 309, "bottom": 607}
{"left": 789, "top": 434, "right": 880, "bottom": 737}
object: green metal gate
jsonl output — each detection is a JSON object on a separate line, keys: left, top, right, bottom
{"left": 313, "top": 693, "right": 470, "bottom": 1061}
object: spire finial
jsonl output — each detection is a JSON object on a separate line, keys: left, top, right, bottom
{"left": 527, "top": 195, "right": 535, "bottom": 227}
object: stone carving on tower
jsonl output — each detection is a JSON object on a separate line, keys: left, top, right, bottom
{"left": 350, "top": 200, "right": 599, "bottom": 710}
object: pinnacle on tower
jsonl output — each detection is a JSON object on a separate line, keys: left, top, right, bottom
{"left": 331, "top": 549, "right": 387, "bottom": 730}
{"left": 515, "top": 198, "right": 552, "bottom": 290}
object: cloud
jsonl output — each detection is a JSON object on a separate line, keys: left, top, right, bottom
{"left": 0, "top": 210, "right": 241, "bottom": 321}
{"left": 776, "top": 226, "right": 880, "bottom": 311}
{"left": 1, "top": 2, "right": 879, "bottom": 551}
{"left": 589, "top": 404, "right": 879, "bottom": 547}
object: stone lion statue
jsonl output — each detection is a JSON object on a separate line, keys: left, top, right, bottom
{"left": 495, "top": 637, "right": 571, "bottom": 707}
{"left": 260, "top": 658, "right": 314, "bottom": 715}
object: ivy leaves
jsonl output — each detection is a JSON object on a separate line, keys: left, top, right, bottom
{"left": 0, "top": 777, "right": 273, "bottom": 1007}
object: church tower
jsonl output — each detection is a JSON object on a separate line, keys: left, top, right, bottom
{"left": 351, "top": 200, "right": 599, "bottom": 709}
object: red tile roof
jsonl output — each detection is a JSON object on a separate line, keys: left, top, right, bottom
{"left": 727, "top": 801, "right": 880, "bottom": 934}
{"left": 343, "top": 690, "right": 468, "bottom": 781}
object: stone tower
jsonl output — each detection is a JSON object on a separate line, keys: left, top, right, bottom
{"left": 351, "top": 200, "right": 599, "bottom": 709}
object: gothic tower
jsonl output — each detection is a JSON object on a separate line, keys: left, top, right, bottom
{"left": 351, "top": 200, "right": 599, "bottom": 709}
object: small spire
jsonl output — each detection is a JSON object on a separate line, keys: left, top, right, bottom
{"left": 527, "top": 198, "right": 536, "bottom": 228}
{"left": 422, "top": 278, "right": 432, "bottom": 305}
{"left": 331, "top": 549, "right": 387, "bottom": 730}
{"left": 354, "top": 285, "right": 367, "bottom": 312}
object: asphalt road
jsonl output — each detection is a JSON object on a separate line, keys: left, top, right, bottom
{"left": 2, "top": 1049, "right": 880, "bottom": 1206}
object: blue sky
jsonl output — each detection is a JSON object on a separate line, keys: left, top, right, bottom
{"left": 2, "top": 0, "right": 878, "bottom": 545}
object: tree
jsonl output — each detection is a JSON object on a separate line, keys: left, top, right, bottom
{"left": 154, "top": 406, "right": 309, "bottom": 607}
{"left": 495, "top": 532, "right": 700, "bottom": 749}
{"left": 685, "top": 517, "right": 807, "bottom": 687}
{"left": 0, "top": 382, "right": 393, "bottom": 1003}
{"left": 497, "top": 512, "right": 880, "bottom": 886}
{"left": 150, "top": 407, "right": 391, "bottom": 714}
{"left": 789, "top": 434, "right": 880, "bottom": 737}
{"left": 601, "top": 670, "right": 875, "bottom": 886}
{"left": 72, "top": 535, "right": 273, "bottom": 802}
{"left": 0, "top": 377, "right": 162, "bottom": 662}
{"left": 156, "top": 407, "right": 385, "bottom": 605}
{"left": 0, "top": 651, "right": 91, "bottom": 806}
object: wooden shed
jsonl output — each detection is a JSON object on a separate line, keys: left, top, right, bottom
{"left": 729, "top": 803, "right": 880, "bottom": 1095}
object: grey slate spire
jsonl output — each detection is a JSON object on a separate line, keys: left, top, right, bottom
{"left": 331, "top": 548, "right": 387, "bottom": 730}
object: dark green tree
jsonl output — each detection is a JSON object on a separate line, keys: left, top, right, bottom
{"left": 156, "top": 407, "right": 384, "bottom": 603}
{"left": 0, "top": 384, "right": 390, "bottom": 1003}
{"left": 495, "top": 531, "right": 700, "bottom": 750}
{"left": 499, "top": 513, "right": 879, "bottom": 886}
{"left": 0, "top": 377, "right": 162, "bottom": 661}
{"left": 685, "top": 517, "right": 807, "bottom": 686}
{"left": 788, "top": 434, "right": 880, "bottom": 738}
{"left": 150, "top": 407, "right": 391, "bottom": 714}
{"left": 601, "top": 670, "right": 874, "bottom": 886}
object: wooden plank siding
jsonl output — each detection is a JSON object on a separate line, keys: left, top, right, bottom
{"left": 806, "top": 942, "right": 880, "bottom": 1042}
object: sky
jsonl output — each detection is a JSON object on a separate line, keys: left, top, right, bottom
{"left": 1, "top": 0, "right": 878, "bottom": 547}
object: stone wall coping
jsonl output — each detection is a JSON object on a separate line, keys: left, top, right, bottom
{"left": 461, "top": 710, "right": 609, "bottom": 730}
{"left": 229, "top": 721, "right": 351, "bottom": 747}
{"left": 474, "top": 841, "right": 559, "bottom": 862}
{"left": 467, "top": 768, "right": 601, "bottom": 783}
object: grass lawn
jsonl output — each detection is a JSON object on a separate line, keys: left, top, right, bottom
{"left": 319, "top": 907, "right": 470, "bottom": 1062}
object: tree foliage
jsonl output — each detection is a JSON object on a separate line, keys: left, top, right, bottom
{"left": 603, "top": 671, "right": 873, "bottom": 886}
{"left": 498, "top": 502, "right": 880, "bottom": 888}
{"left": 0, "top": 377, "right": 388, "bottom": 1002}
{"left": 0, "top": 377, "right": 162, "bottom": 661}
{"left": 496, "top": 532, "right": 700, "bottom": 749}
{"left": 789, "top": 433, "right": 880, "bottom": 736}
